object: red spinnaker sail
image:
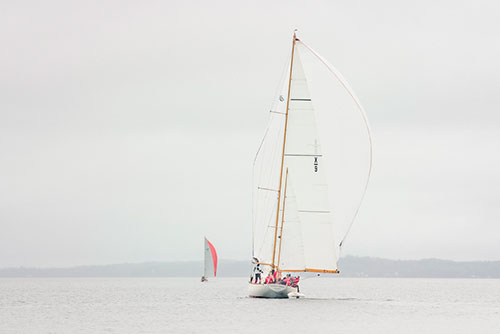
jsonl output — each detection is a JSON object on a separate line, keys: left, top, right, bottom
{"left": 206, "top": 238, "right": 218, "bottom": 276}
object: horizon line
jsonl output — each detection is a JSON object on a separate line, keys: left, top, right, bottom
{"left": 2, "top": 255, "right": 500, "bottom": 270}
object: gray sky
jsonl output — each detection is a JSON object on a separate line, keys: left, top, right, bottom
{"left": 1, "top": 0, "right": 499, "bottom": 267}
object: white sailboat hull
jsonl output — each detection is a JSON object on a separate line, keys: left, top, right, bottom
{"left": 248, "top": 283, "right": 298, "bottom": 299}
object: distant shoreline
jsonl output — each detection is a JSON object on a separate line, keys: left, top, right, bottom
{"left": 1, "top": 256, "right": 499, "bottom": 278}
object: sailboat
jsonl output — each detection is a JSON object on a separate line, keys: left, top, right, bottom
{"left": 249, "top": 31, "right": 372, "bottom": 298}
{"left": 201, "top": 237, "right": 217, "bottom": 282}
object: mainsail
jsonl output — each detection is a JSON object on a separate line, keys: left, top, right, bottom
{"left": 252, "top": 33, "right": 371, "bottom": 275}
{"left": 204, "top": 237, "right": 218, "bottom": 277}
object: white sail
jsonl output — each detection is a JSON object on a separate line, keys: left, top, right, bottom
{"left": 252, "top": 34, "right": 371, "bottom": 276}
{"left": 295, "top": 42, "right": 373, "bottom": 251}
{"left": 276, "top": 173, "right": 306, "bottom": 270}
{"left": 279, "top": 49, "right": 338, "bottom": 271}
{"left": 253, "top": 45, "right": 337, "bottom": 272}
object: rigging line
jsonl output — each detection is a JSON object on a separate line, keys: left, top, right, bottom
{"left": 257, "top": 198, "right": 279, "bottom": 259}
{"left": 298, "top": 40, "right": 373, "bottom": 250}
{"left": 252, "top": 47, "right": 292, "bottom": 166}
{"left": 252, "top": 54, "right": 290, "bottom": 259}
{"left": 253, "top": 126, "right": 270, "bottom": 167}
{"left": 255, "top": 116, "right": 284, "bottom": 254}
{"left": 253, "top": 50, "right": 291, "bottom": 248}
{"left": 252, "top": 48, "right": 291, "bottom": 194}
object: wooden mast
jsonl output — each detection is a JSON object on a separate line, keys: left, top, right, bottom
{"left": 271, "top": 31, "right": 297, "bottom": 268}
{"left": 276, "top": 168, "right": 289, "bottom": 269}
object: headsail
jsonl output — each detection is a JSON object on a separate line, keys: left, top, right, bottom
{"left": 278, "top": 49, "right": 337, "bottom": 272}
{"left": 204, "top": 237, "right": 218, "bottom": 277}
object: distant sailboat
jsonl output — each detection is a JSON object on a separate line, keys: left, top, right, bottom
{"left": 201, "top": 237, "right": 217, "bottom": 282}
{"left": 249, "top": 31, "right": 372, "bottom": 298}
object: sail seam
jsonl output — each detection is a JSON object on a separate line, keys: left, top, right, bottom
{"left": 285, "top": 153, "right": 323, "bottom": 157}
{"left": 298, "top": 210, "right": 330, "bottom": 213}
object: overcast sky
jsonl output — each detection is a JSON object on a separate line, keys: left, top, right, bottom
{"left": 1, "top": 0, "right": 499, "bottom": 267}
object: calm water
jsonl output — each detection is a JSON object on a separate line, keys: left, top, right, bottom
{"left": 1, "top": 277, "right": 499, "bottom": 333}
